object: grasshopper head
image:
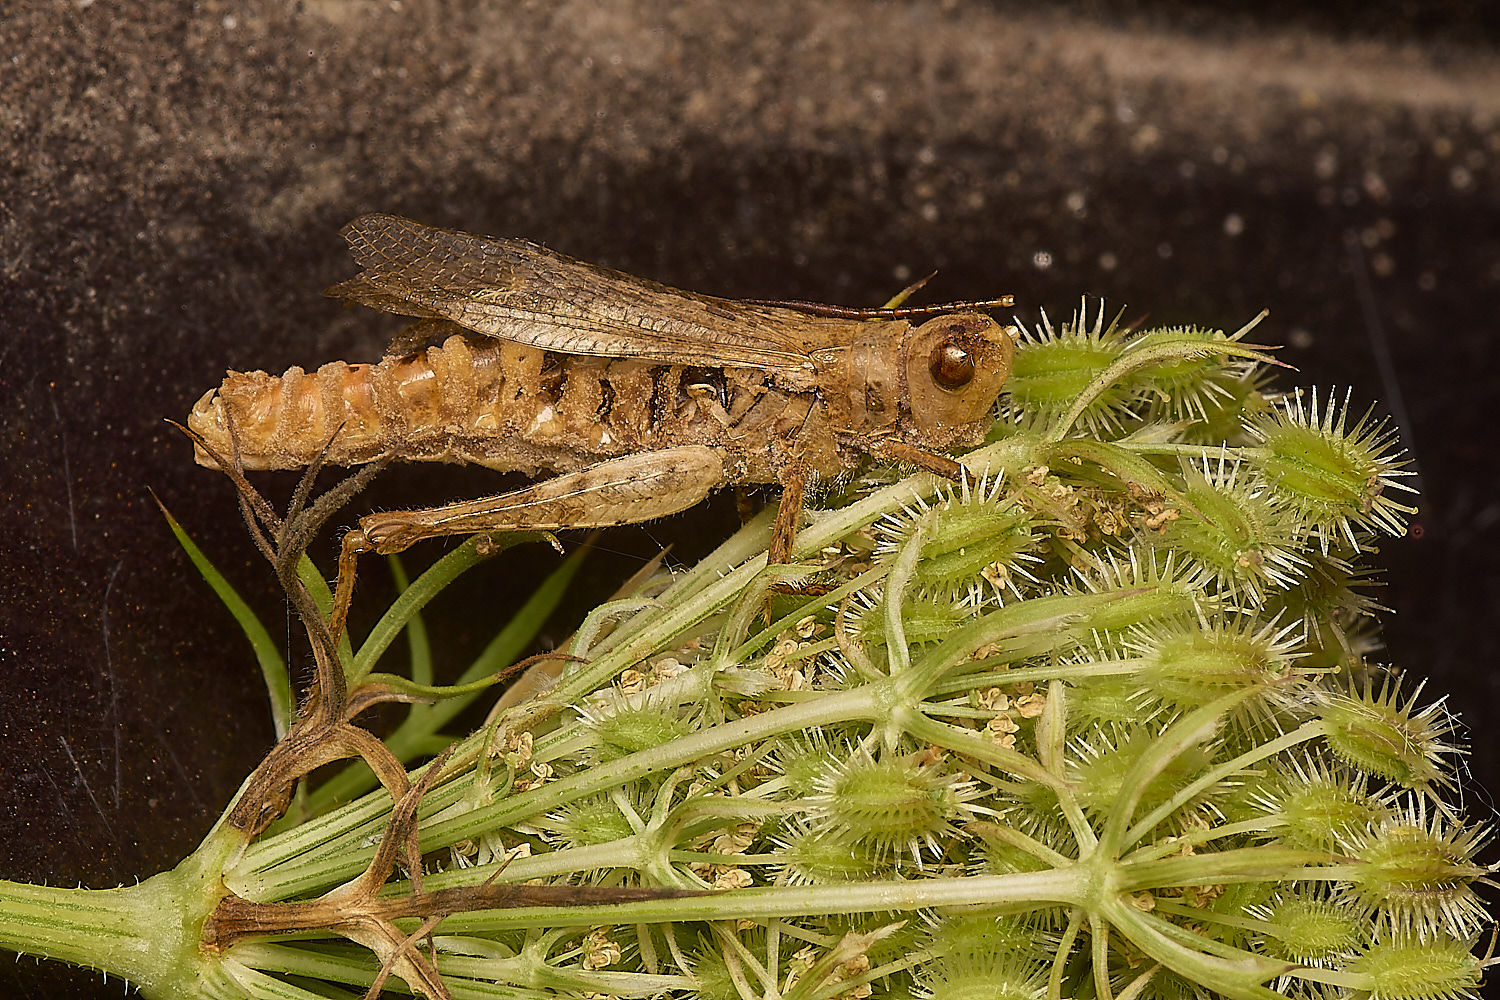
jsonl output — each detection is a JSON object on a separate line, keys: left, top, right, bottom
{"left": 898, "top": 313, "right": 1017, "bottom": 448}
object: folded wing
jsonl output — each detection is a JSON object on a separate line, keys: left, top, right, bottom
{"left": 325, "top": 214, "right": 852, "bottom": 379}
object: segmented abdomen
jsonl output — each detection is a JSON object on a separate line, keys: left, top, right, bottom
{"left": 188, "top": 334, "right": 749, "bottom": 477}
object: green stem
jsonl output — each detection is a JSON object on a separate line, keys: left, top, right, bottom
{"left": 1048, "top": 338, "right": 1279, "bottom": 443}
{"left": 0, "top": 826, "right": 242, "bottom": 999}
{"left": 234, "top": 685, "right": 885, "bottom": 899}
{"left": 929, "top": 656, "right": 1145, "bottom": 696}
{"left": 1049, "top": 909, "right": 1087, "bottom": 1000}
{"left": 307, "top": 545, "right": 584, "bottom": 813}
{"left": 438, "top": 869, "right": 1085, "bottom": 935}
{"left": 1114, "top": 441, "right": 1240, "bottom": 459}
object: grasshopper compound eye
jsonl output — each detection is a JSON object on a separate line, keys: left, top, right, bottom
{"left": 929, "top": 338, "right": 977, "bottom": 390}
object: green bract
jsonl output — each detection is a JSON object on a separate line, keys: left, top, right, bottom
{"left": 1, "top": 306, "right": 1492, "bottom": 1000}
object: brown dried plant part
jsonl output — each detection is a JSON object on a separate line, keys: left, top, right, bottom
{"left": 188, "top": 215, "right": 1019, "bottom": 634}
{"left": 206, "top": 741, "right": 711, "bottom": 1000}
{"left": 174, "top": 416, "right": 440, "bottom": 842}
{"left": 205, "top": 744, "right": 458, "bottom": 998}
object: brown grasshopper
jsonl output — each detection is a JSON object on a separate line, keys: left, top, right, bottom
{"left": 188, "top": 215, "right": 1018, "bottom": 628}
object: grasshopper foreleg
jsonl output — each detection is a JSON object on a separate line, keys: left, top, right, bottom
{"left": 768, "top": 459, "right": 809, "bottom": 566}
{"left": 864, "top": 439, "right": 969, "bottom": 484}
{"left": 330, "top": 446, "right": 729, "bottom": 637}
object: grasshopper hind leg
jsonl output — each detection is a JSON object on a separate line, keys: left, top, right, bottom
{"left": 330, "top": 446, "right": 730, "bottom": 637}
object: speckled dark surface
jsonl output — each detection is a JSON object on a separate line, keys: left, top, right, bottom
{"left": 3, "top": 2, "right": 1498, "bottom": 995}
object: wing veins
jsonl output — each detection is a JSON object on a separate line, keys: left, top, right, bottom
{"left": 328, "top": 214, "right": 855, "bottom": 373}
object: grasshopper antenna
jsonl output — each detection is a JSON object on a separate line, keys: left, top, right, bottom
{"left": 745, "top": 271, "right": 1014, "bottom": 319}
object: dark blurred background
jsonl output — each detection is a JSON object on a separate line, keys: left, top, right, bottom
{"left": 3, "top": 1, "right": 1498, "bottom": 995}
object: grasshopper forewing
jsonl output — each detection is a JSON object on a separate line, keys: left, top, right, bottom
{"left": 188, "top": 215, "right": 1018, "bottom": 631}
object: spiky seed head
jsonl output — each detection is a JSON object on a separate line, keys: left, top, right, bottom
{"left": 1245, "top": 388, "right": 1417, "bottom": 554}
{"left": 1152, "top": 454, "right": 1309, "bottom": 606}
{"left": 1251, "top": 755, "right": 1393, "bottom": 850}
{"left": 1339, "top": 801, "right": 1492, "bottom": 942}
{"left": 769, "top": 819, "right": 896, "bottom": 885}
{"left": 1125, "top": 613, "right": 1308, "bottom": 721}
{"left": 771, "top": 732, "right": 854, "bottom": 798}
{"left": 581, "top": 691, "right": 697, "bottom": 765}
{"left": 914, "top": 949, "right": 1048, "bottom": 1000}
{"left": 1252, "top": 890, "right": 1368, "bottom": 966}
{"left": 1345, "top": 936, "right": 1488, "bottom": 1000}
{"left": 1063, "top": 672, "right": 1162, "bottom": 735}
{"left": 545, "top": 795, "right": 638, "bottom": 849}
{"left": 1317, "top": 678, "right": 1463, "bottom": 796}
{"left": 1064, "top": 549, "right": 1212, "bottom": 637}
{"left": 1128, "top": 325, "right": 1256, "bottom": 426}
{"left": 805, "top": 747, "right": 983, "bottom": 863}
{"left": 853, "top": 591, "right": 977, "bottom": 648}
{"left": 874, "top": 475, "right": 1043, "bottom": 608}
{"left": 1002, "top": 303, "right": 1135, "bottom": 436}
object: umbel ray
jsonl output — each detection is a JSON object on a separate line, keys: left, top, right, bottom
{"left": 188, "top": 214, "right": 1019, "bottom": 632}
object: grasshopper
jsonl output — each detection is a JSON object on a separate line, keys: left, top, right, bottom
{"left": 188, "top": 215, "right": 1018, "bottom": 628}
